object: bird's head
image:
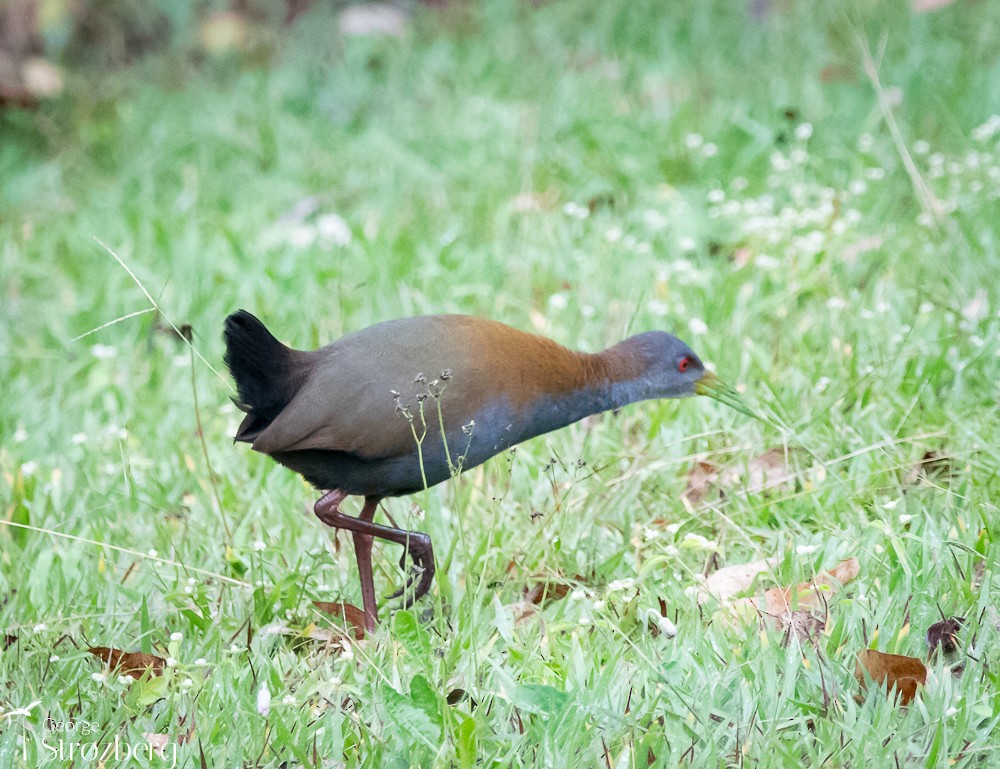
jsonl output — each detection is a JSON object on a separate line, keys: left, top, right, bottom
{"left": 629, "top": 332, "right": 752, "bottom": 415}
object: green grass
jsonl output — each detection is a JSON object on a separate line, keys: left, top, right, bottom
{"left": 2, "top": 0, "right": 1000, "bottom": 766}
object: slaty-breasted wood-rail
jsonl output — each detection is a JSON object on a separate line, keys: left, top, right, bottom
{"left": 224, "top": 310, "right": 744, "bottom": 630}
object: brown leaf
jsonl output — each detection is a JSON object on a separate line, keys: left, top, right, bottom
{"left": 682, "top": 461, "right": 722, "bottom": 506}
{"left": 683, "top": 448, "right": 799, "bottom": 508}
{"left": 3, "top": 634, "right": 17, "bottom": 650}
{"left": 779, "top": 611, "right": 825, "bottom": 645}
{"left": 87, "top": 647, "right": 165, "bottom": 677}
{"left": 522, "top": 578, "right": 575, "bottom": 607}
{"left": 855, "top": 649, "right": 927, "bottom": 705}
{"left": 313, "top": 601, "right": 367, "bottom": 640}
{"left": 904, "top": 450, "right": 953, "bottom": 486}
{"left": 695, "top": 557, "right": 779, "bottom": 604}
{"left": 926, "top": 616, "right": 964, "bottom": 656}
{"left": 744, "top": 557, "right": 860, "bottom": 615}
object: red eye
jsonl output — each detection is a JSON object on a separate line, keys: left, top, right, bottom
{"left": 678, "top": 357, "right": 691, "bottom": 372}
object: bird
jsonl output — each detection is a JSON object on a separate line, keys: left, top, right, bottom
{"left": 223, "top": 310, "right": 746, "bottom": 630}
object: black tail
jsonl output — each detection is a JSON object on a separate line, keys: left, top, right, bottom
{"left": 223, "top": 311, "right": 309, "bottom": 430}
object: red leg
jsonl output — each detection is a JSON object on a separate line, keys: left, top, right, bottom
{"left": 313, "top": 491, "right": 435, "bottom": 628}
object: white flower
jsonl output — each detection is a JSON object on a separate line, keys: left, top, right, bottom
{"left": 607, "top": 578, "right": 635, "bottom": 592}
{"left": 945, "top": 706, "right": 959, "bottom": 717}
{"left": 647, "top": 609, "right": 678, "bottom": 638}
{"left": 282, "top": 694, "right": 296, "bottom": 706}
{"left": 681, "top": 532, "right": 717, "bottom": 550}
{"left": 684, "top": 133, "right": 703, "bottom": 149}
{"left": 913, "top": 140, "right": 930, "bottom": 155}
{"left": 13, "top": 427, "right": 27, "bottom": 443}
{"left": 91, "top": 673, "right": 107, "bottom": 684}
{"left": 898, "top": 514, "right": 913, "bottom": 525}
{"left": 20, "top": 461, "right": 38, "bottom": 476}
{"left": 194, "top": 658, "right": 208, "bottom": 666}
{"left": 795, "top": 123, "right": 813, "bottom": 141}
{"left": 688, "top": 318, "right": 708, "bottom": 335}
{"left": 604, "top": 227, "right": 623, "bottom": 243}
{"left": 848, "top": 179, "right": 867, "bottom": 196}
{"left": 180, "top": 678, "right": 194, "bottom": 689}
{"left": 316, "top": 213, "right": 352, "bottom": 246}
{"left": 91, "top": 344, "right": 117, "bottom": 359}
{"left": 72, "top": 432, "right": 88, "bottom": 445}
{"left": 49, "top": 654, "right": 60, "bottom": 662}
{"left": 795, "top": 544, "right": 820, "bottom": 555}
{"left": 865, "top": 167, "right": 886, "bottom": 180}
{"left": 857, "top": 134, "right": 874, "bottom": 152}
{"left": 118, "top": 674, "right": 134, "bottom": 685}
{"left": 253, "top": 540, "right": 266, "bottom": 552}
{"left": 570, "top": 589, "right": 586, "bottom": 601}
{"left": 578, "top": 616, "right": 591, "bottom": 626}
{"left": 678, "top": 236, "right": 696, "bottom": 252}
{"left": 32, "top": 623, "right": 47, "bottom": 633}
{"left": 166, "top": 657, "right": 177, "bottom": 667}
{"left": 562, "top": 202, "right": 588, "bottom": 220}
{"left": 340, "top": 640, "right": 354, "bottom": 661}
{"left": 257, "top": 682, "right": 271, "bottom": 716}
{"left": 702, "top": 142, "right": 718, "bottom": 157}
{"left": 170, "top": 632, "right": 183, "bottom": 642}
{"left": 548, "top": 293, "right": 569, "bottom": 310}
{"left": 706, "top": 189, "right": 725, "bottom": 203}
{"left": 731, "top": 177, "right": 748, "bottom": 192}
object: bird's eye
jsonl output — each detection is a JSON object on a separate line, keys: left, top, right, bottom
{"left": 678, "top": 357, "right": 692, "bottom": 372}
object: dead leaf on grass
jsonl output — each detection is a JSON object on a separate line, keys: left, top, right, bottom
{"left": 904, "top": 450, "right": 954, "bottom": 487}
{"left": 87, "top": 647, "right": 165, "bottom": 677}
{"left": 926, "top": 616, "right": 964, "bottom": 657}
{"left": 313, "top": 601, "right": 367, "bottom": 640}
{"left": 855, "top": 649, "right": 927, "bottom": 705}
{"left": 683, "top": 448, "right": 799, "bottom": 507}
{"left": 694, "top": 557, "right": 780, "bottom": 604}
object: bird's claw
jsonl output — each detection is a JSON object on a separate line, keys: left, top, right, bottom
{"left": 385, "top": 537, "right": 435, "bottom": 608}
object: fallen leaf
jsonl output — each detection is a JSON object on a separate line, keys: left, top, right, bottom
{"left": 143, "top": 733, "right": 170, "bottom": 758}
{"left": 522, "top": 578, "right": 576, "bottom": 607}
{"left": 87, "top": 647, "right": 165, "bottom": 677}
{"left": 683, "top": 448, "right": 799, "bottom": 507}
{"left": 4, "top": 634, "right": 16, "bottom": 650}
{"left": 313, "top": 601, "right": 367, "bottom": 640}
{"left": 926, "top": 616, "right": 964, "bottom": 656}
{"left": 855, "top": 649, "right": 927, "bottom": 705}
{"left": 904, "top": 450, "right": 953, "bottom": 486}
{"left": 694, "top": 557, "right": 779, "bottom": 604}
{"left": 740, "top": 557, "right": 860, "bottom": 615}
{"left": 681, "top": 461, "right": 721, "bottom": 506}
{"left": 779, "top": 610, "right": 825, "bottom": 645}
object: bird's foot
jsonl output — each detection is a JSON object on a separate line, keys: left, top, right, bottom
{"left": 386, "top": 535, "right": 435, "bottom": 608}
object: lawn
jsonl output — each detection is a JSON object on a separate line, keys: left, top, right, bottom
{"left": 1, "top": 1, "right": 999, "bottom": 766}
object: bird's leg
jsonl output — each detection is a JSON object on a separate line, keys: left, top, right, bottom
{"left": 313, "top": 491, "right": 379, "bottom": 631}
{"left": 313, "top": 492, "right": 436, "bottom": 622}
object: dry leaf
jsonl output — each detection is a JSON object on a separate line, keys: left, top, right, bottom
{"left": 739, "top": 557, "right": 860, "bottom": 615}
{"left": 855, "top": 649, "right": 927, "bottom": 705}
{"left": 683, "top": 448, "right": 798, "bottom": 507}
{"left": 87, "top": 647, "right": 165, "bottom": 677}
{"left": 904, "top": 450, "right": 953, "bottom": 486}
{"left": 926, "top": 616, "right": 964, "bottom": 656}
{"left": 695, "top": 557, "right": 779, "bottom": 604}
{"left": 682, "top": 461, "right": 721, "bottom": 506}
{"left": 313, "top": 601, "right": 367, "bottom": 640}
{"left": 522, "top": 578, "right": 576, "bottom": 607}
{"left": 3, "top": 634, "right": 16, "bottom": 650}
{"left": 143, "top": 733, "right": 170, "bottom": 758}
